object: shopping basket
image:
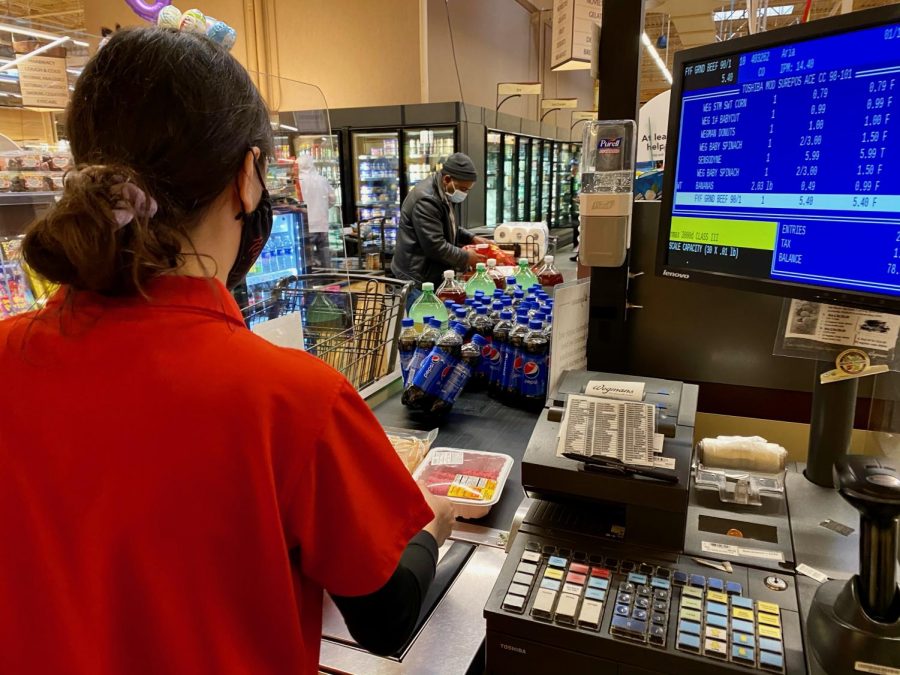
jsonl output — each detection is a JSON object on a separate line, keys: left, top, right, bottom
{"left": 241, "top": 273, "right": 411, "bottom": 391}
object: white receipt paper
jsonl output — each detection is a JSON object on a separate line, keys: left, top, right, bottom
{"left": 584, "top": 380, "right": 645, "bottom": 402}
{"left": 559, "top": 394, "right": 656, "bottom": 467}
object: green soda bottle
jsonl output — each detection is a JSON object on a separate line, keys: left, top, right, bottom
{"left": 408, "top": 282, "right": 449, "bottom": 329}
{"left": 465, "top": 262, "right": 496, "bottom": 298}
{"left": 514, "top": 257, "right": 539, "bottom": 290}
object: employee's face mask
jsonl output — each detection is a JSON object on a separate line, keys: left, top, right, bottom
{"left": 226, "top": 160, "right": 273, "bottom": 289}
{"left": 447, "top": 179, "right": 468, "bottom": 204}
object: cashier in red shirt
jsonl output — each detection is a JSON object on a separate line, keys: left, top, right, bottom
{"left": 0, "top": 27, "right": 455, "bottom": 675}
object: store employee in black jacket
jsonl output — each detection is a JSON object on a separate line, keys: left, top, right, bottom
{"left": 392, "top": 153, "right": 489, "bottom": 308}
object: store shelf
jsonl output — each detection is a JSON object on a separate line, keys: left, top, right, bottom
{"left": 357, "top": 202, "right": 399, "bottom": 207}
{"left": 0, "top": 191, "right": 59, "bottom": 206}
{"left": 358, "top": 155, "right": 399, "bottom": 160}
{"left": 358, "top": 177, "right": 394, "bottom": 182}
{"left": 246, "top": 268, "right": 297, "bottom": 286}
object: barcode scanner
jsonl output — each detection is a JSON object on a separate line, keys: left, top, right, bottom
{"left": 807, "top": 456, "right": 900, "bottom": 673}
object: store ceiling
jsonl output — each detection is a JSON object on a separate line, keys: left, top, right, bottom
{"left": 0, "top": 0, "right": 85, "bottom": 33}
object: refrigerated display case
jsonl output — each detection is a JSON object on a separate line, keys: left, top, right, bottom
{"left": 548, "top": 143, "right": 560, "bottom": 226}
{"left": 528, "top": 138, "right": 540, "bottom": 222}
{"left": 352, "top": 131, "right": 400, "bottom": 267}
{"left": 294, "top": 134, "right": 344, "bottom": 255}
{"left": 243, "top": 208, "right": 305, "bottom": 306}
{"left": 502, "top": 134, "right": 517, "bottom": 222}
{"left": 516, "top": 137, "right": 529, "bottom": 220}
{"left": 540, "top": 141, "right": 552, "bottom": 224}
{"left": 404, "top": 127, "right": 454, "bottom": 188}
{"left": 485, "top": 131, "right": 501, "bottom": 228}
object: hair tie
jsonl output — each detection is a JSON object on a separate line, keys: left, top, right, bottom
{"left": 110, "top": 180, "right": 158, "bottom": 228}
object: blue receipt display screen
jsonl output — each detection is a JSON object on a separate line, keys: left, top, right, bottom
{"left": 668, "top": 22, "right": 900, "bottom": 297}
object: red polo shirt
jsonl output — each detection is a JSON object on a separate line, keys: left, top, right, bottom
{"left": 0, "top": 276, "right": 433, "bottom": 674}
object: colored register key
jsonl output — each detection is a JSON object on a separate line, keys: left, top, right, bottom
{"left": 566, "top": 571, "right": 587, "bottom": 585}
{"left": 590, "top": 567, "right": 611, "bottom": 579}
{"left": 568, "top": 563, "right": 589, "bottom": 575}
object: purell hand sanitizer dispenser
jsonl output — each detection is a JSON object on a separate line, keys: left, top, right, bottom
{"left": 579, "top": 120, "right": 636, "bottom": 267}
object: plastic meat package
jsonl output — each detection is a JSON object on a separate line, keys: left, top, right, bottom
{"left": 413, "top": 447, "right": 513, "bottom": 519}
{"left": 383, "top": 426, "right": 438, "bottom": 473}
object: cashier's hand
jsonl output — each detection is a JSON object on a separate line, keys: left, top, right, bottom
{"left": 466, "top": 249, "right": 487, "bottom": 268}
{"left": 418, "top": 481, "right": 456, "bottom": 546}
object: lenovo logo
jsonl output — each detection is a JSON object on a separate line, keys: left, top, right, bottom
{"left": 662, "top": 269, "right": 690, "bottom": 280}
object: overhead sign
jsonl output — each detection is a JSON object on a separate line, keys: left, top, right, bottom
{"left": 571, "top": 110, "right": 598, "bottom": 123}
{"left": 13, "top": 41, "right": 69, "bottom": 110}
{"left": 542, "top": 98, "right": 579, "bottom": 110}
{"left": 497, "top": 82, "right": 542, "bottom": 96}
{"left": 551, "top": 0, "right": 601, "bottom": 71}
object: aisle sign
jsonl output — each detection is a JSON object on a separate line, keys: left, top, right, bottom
{"left": 497, "top": 82, "right": 542, "bottom": 96}
{"left": 551, "top": 0, "right": 602, "bottom": 71}
{"left": 571, "top": 110, "right": 598, "bottom": 123}
{"left": 542, "top": 98, "right": 579, "bottom": 110}
{"left": 14, "top": 41, "right": 69, "bottom": 110}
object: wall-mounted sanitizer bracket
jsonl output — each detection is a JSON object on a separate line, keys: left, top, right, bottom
{"left": 578, "top": 120, "right": 637, "bottom": 268}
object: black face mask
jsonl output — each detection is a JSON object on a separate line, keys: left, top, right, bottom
{"left": 226, "top": 162, "right": 273, "bottom": 290}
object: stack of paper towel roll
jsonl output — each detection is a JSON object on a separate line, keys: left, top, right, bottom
{"left": 494, "top": 222, "right": 548, "bottom": 259}
{"left": 698, "top": 436, "right": 787, "bottom": 474}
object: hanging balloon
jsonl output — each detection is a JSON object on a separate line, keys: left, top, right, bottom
{"left": 123, "top": 0, "right": 172, "bottom": 23}
{"left": 179, "top": 8, "right": 207, "bottom": 34}
{"left": 157, "top": 5, "right": 182, "bottom": 28}
{"left": 206, "top": 20, "right": 236, "bottom": 50}
{"left": 220, "top": 26, "right": 237, "bottom": 50}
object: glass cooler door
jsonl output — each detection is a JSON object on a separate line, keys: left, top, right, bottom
{"left": 517, "top": 136, "right": 530, "bottom": 220}
{"left": 529, "top": 139, "right": 541, "bottom": 222}
{"left": 549, "top": 143, "right": 560, "bottom": 227}
{"left": 540, "top": 141, "right": 552, "bottom": 224}
{"left": 353, "top": 131, "right": 401, "bottom": 264}
{"left": 404, "top": 127, "right": 454, "bottom": 190}
{"left": 485, "top": 131, "right": 502, "bottom": 228}
{"left": 502, "top": 134, "right": 517, "bottom": 222}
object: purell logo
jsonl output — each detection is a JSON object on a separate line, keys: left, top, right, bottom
{"left": 598, "top": 137, "right": 623, "bottom": 154}
{"left": 663, "top": 269, "right": 690, "bottom": 280}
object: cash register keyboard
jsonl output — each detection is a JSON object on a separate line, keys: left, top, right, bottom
{"left": 499, "top": 541, "right": 786, "bottom": 673}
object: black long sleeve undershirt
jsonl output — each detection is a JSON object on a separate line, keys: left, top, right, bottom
{"left": 330, "top": 531, "right": 439, "bottom": 656}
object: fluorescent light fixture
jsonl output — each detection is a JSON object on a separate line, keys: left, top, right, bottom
{"left": 714, "top": 4, "right": 794, "bottom": 21}
{"left": 0, "top": 23, "right": 89, "bottom": 48}
{"left": 279, "top": 123, "right": 299, "bottom": 132}
{"left": 0, "top": 36, "right": 71, "bottom": 73}
{"left": 641, "top": 32, "right": 673, "bottom": 85}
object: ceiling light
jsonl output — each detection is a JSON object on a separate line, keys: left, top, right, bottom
{"left": 714, "top": 5, "right": 794, "bottom": 21}
{"left": 642, "top": 32, "right": 673, "bottom": 85}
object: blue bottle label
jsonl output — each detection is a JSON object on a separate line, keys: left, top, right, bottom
{"left": 520, "top": 354, "right": 548, "bottom": 397}
{"left": 438, "top": 361, "right": 473, "bottom": 404}
{"left": 506, "top": 347, "right": 524, "bottom": 391}
{"left": 478, "top": 340, "right": 502, "bottom": 379}
{"left": 399, "top": 348, "right": 415, "bottom": 376}
{"left": 411, "top": 348, "right": 458, "bottom": 395}
{"left": 406, "top": 346, "right": 430, "bottom": 381}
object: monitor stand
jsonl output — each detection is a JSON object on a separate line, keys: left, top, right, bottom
{"left": 805, "top": 359, "right": 859, "bottom": 487}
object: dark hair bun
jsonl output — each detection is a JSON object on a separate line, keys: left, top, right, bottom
{"left": 23, "top": 27, "right": 273, "bottom": 297}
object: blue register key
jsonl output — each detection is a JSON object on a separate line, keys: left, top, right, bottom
{"left": 548, "top": 556, "right": 567, "bottom": 568}
{"left": 628, "top": 573, "right": 648, "bottom": 586}
{"left": 759, "top": 637, "right": 783, "bottom": 654}
{"left": 726, "top": 581, "right": 743, "bottom": 595}
{"left": 733, "top": 632, "right": 756, "bottom": 649}
{"left": 732, "top": 644, "right": 756, "bottom": 665}
{"left": 585, "top": 587, "right": 606, "bottom": 602}
{"left": 707, "top": 577, "right": 725, "bottom": 592}
{"left": 731, "top": 596, "right": 754, "bottom": 610}
{"left": 678, "top": 619, "right": 700, "bottom": 636}
{"left": 677, "top": 632, "right": 701, "bottom": 651}
{"left": 588, "top": 577, "right": 609, "bottom": 590}
{"left": 732, "top": 618, "right": 756, "bottom": 635}
{"left": 706, "top": 601, "right": 728, "bottom": 616}
{"left": 651, "top": 577, "right": 671, "bottom": 590}
{"left": 540, "top": 578, "right": 561, "bottom": 592}
{"left": 673, "top": 571, "right": 689, "bottom": 585}
{"left": 611, "top": 614, "right": 648, "bottom": 640}
{"left": 760, "top": 650, "right": 785, "bottom": 670}
{"left": 706, "top": 613, "right": 728, "bottom": 629}
{"left": 689, "top": 574, "right": 706, "bottom": 588}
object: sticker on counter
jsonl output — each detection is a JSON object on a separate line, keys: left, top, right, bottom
{"left": 652, "top": 456, "right": 676, "bottom": 470}
{"left": 653, "top": 433, "right": 664, "bottom": 453}
{"left": 820, "top": 519, "right": 854, "bottom": 536}
{"left": 430, "top": 450, "right": 465, "bottom": 466}
{"left": 855, "top": 662, "right": 900, "bottom": 675}
{"left": 796, "top": 563, "right": 829, "bottom": 584}
{"left": 447, "top": 474, "right": 497, "bottom": 502}
{"left": 701, "top": 541, "right": 785, "bottom": 563}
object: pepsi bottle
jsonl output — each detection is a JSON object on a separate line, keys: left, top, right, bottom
{"left": 401, "top": 317, "right": 440, "bottom": 406}
{"left": 504, "top": 277, "right": 518, "bottom": 299}
{"left": 489, "top": 301, "right": 504, "bottom": 323}
{"left": 454, "top": 307, "right": 472, "bottom": 341}
{"left": 402, "top": 322, "right": 467, "bottom": 411}
{"left": 398, "top": 317, "right": 417, "bottom": 385}
{"left": 520, "top": 319, "right": 550, "bottom": 412}
{"left": 468, "top": 306, "right": 495, "bottom": 391}
{"left": 432, "top": 333, "right": 488, "bottom": 414}
{"left": 489, "top": 310, "right": 514, "bottom": 399}
{"left": 504, "top": 314, "right": 531, "bottom": 406}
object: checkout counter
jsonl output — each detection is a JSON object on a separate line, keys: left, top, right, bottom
{"left": 319, "top": 371, "right": 900, "bottom": 674}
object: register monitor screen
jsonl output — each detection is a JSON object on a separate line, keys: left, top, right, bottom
{"left": 657, "top": 5, "right": 900, "bottom": 312}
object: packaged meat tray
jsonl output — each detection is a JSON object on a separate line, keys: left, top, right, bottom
{"left": 413, "top": 447, "right": 514, "bottom": 519}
